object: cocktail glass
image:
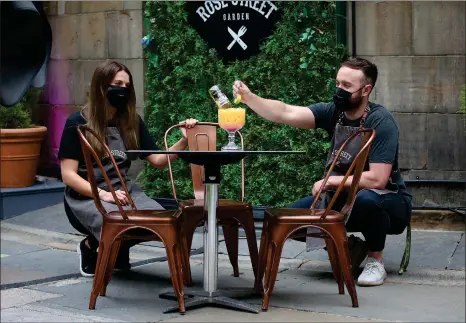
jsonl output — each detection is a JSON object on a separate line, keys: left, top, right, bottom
{"left": 218, "top": 107, "right": 246, "bottom": 151}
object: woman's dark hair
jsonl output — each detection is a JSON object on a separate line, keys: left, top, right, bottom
{"left": 83, "top": 60, "right": 138, "bottom": 157}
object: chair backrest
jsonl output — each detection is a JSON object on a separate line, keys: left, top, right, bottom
{"left": 164, "top": 122, "right": 245, "bottom": 202}
{"left": 311, "top": 128, "right": 376, "bottom": 219}
{"left": 76, "top": 125, "right": 136, "bottom": 220}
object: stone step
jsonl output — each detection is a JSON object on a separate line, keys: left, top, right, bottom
{"left": 0, "top": 177, "right": 65, "bottom": 220}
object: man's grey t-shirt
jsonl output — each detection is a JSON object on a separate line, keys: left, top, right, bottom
{"left": 309, "top": 101, "right": 409, "bottom": 194}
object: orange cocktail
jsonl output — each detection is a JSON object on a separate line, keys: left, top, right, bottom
{"left": 218, "top": 107, "right": 245, "bottom": 132}
{"left": 218, "top": 107, "right": 245, "bottom": 150}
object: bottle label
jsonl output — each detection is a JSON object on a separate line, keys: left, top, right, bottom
{"left": 216, "top": 93, "right": 229, "bottom": 106}
{"left": 209, "top": 85, "right": 230, "bottom": 108}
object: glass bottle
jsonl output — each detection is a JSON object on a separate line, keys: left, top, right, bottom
{"left": 209, "top": 85, "right": 232, "bottom": 110}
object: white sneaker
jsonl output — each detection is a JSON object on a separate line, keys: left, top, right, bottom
{"left": 357, "top": 257, "right": 387, "bottom": 286}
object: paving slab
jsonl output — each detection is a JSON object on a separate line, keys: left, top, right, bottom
{"left": 448, "top": 233, "right": 465, "bottom": 270}
{"left": 6, "top": 203, "right": 462, "bottom": 272}
{"left": 254, "top": 274, "right": 465, "bottom": 322}
{"left": 25, "top": 260, "right": 465, "bottom": 323}
{"left": 4, "top": 204, "right": 75, "bottom": 235}
{"left": 1, "top": 249, "right": 79, "bottom": 286}
{"left": 27, "top": 269, "right": 189, "bottom": 322}
{"left": 1, "top": 303, "right": 122, "bottom": 322}
{"left": 27, "top": 263, "right": 267, "bottom": 322}
{"left": 1, "top": 288, "right": 62, "bottom": 309}
{"left": 190, "top": 232, "right": 207, "bottom": 250}
{"left": 161, "top": 307, "right": 378, "bottom": 322}
{"left": 140, "top": 232, "right": 211, "bottom": 251}
{"left": 1, "top": 267, "right": 53, "bottom": 286}
{"left": 269, "top": 238, "right": 307, "bottom": 259}
{"left": 383, "top": 230, "right": 463, "bottom": 271}
{"left": 298, "top": 230, "right": 463, "bottom": 272}
{"left": 218, "top": 237, "right": 305, "bottom": 259}
{"left": 0, "top": 240, "right": 49, "bottom": 257}
{"left": 3, "top": 204, "right": 257, "bottom": 254}
{"left": 294, "top": 245, "right": 335, "bottom": 262}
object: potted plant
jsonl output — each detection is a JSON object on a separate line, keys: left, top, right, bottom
{"left": 0, "top": 89, "right": 47, "bottom": 188}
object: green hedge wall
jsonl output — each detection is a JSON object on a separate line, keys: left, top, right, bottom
{"left": 141, "top": 1, "right": 345, "bottom": 207}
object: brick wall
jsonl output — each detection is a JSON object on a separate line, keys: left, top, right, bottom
{"left": 39, "top": 1, "right": 145, "bottom": 178}
{"left": 347, "top": 1, "right": 465, "bottom": 206}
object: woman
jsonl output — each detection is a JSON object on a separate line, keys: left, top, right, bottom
{"left": 58, "top": 60, "right": 198, "bottom": 277}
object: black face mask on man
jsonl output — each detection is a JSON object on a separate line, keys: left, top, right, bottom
{"left": 333, "top": 86, "right": 365, "bottom": 112}
{"left": 107, "top": 85, "right": 129, "bottom": 111}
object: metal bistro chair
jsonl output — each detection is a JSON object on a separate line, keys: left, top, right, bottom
{"left": 76, "top": 125, "right": 185, "bottom": 313}
{"left": 258, "top": 128, "right": 376, "bottom": 310}
{"left": 164, "top": 122, "right": 260, "bottom": 290}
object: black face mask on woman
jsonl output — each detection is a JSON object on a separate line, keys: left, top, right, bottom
{"left": 333, "top": 86, "right": 365, "bottom": 112}
{"left": 107, "top": 85, "right": 129, "bottom": 111}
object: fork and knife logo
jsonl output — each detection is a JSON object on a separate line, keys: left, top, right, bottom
{"left": 227, "top": 26, "right": 248, "bottom": 51}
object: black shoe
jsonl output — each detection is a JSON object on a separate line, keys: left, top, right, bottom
{"left": 77, "top": 239, "right": 97, "bottom": 277}
{"left": 114, "top": 246, "right": 131, "bottom": 271}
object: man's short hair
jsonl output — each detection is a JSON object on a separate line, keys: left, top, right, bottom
{"left": 341, "top": 57, "right": 378, "bottom": 87}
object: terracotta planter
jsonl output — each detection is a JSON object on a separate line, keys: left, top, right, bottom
{"left": 0, "top": 126, "right": 47, "bottom": 188}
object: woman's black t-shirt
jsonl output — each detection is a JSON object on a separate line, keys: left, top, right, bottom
{"left": 57, "top": 111, "right": 159, "bottom": 164}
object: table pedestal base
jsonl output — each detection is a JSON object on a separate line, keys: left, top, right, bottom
{"left": 159, "top": 288, "right": 260, "bottom": 314}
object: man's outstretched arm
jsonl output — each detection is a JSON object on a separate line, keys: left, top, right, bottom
{"left": 233, "top": 80, "right": 317, "bottom": 129}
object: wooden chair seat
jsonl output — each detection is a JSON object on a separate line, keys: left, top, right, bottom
{"left": 179, "top": 199, "right": 252, "bottom": 209}
{"left": 105, "top": 210, "right": 179, "bottom": 222}
{"left": 265, "top": 208, "right": 345, "bottom": 223}
{"left": 77, "top": 126, "right": 185, "bottom": 314}
{"left": 258, "top": 129, "right": 376, "bottom": 311}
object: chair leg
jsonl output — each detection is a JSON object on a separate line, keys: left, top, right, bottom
{"left": 180, "top": 234, "right": 193, "bottom": 286}
{"left": 159, "top": 227, "right": 186, "bottom": 314}
{"left": 398, "top": 222, "right": 411, "bottom": 275}
{"left": 179, "top": 212, "right": 204, "bottom": 286}
{"left": 89, "top": 238, "right": 112, "bottom": 310}
{"left": 222, "top": 219, "right": 240, "bottom": 277}
{"left": 325, "top": 236, "right": 344, "bottom": 295}
{"left": 256, "top": 218, "right": 270, "bottom": 293}
{"left": 324, "top": 223, "right": 358, "bottom": 308}
{"left": 101, "top": 238, "right": 121, "bottom": 296}
{"left": 262, "top": 228, "right": 287, "bottom": 311}
{"left": 234, "top": 211, "right": 259, "bottom": 284}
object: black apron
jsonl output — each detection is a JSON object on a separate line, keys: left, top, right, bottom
{"left": 305, "top": 106, "right": 398, "bottom": 250}
{"left": 64, "top": 126, "right": 164, "bottom": 240}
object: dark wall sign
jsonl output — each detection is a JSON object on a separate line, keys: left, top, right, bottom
{"left": 186, "top": 1, "right": 281, "bottom": 63}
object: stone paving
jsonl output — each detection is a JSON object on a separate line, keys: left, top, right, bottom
{"left": 1, "top": 203, "right": 465, "bottom": 322}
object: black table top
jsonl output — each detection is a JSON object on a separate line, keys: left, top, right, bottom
{"left": 126, "top": 150, "right": 305, "bottom": 166}
{"left": 126, "top": 150, "right": 305, "bottom": 156}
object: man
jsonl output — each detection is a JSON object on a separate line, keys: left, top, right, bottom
{"left": 232, "top": 57, "right": 412, "bottom": 286}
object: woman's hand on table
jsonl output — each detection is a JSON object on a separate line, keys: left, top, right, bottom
{"left": 145, "top": 119, "right": 197, "bottom": 169}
